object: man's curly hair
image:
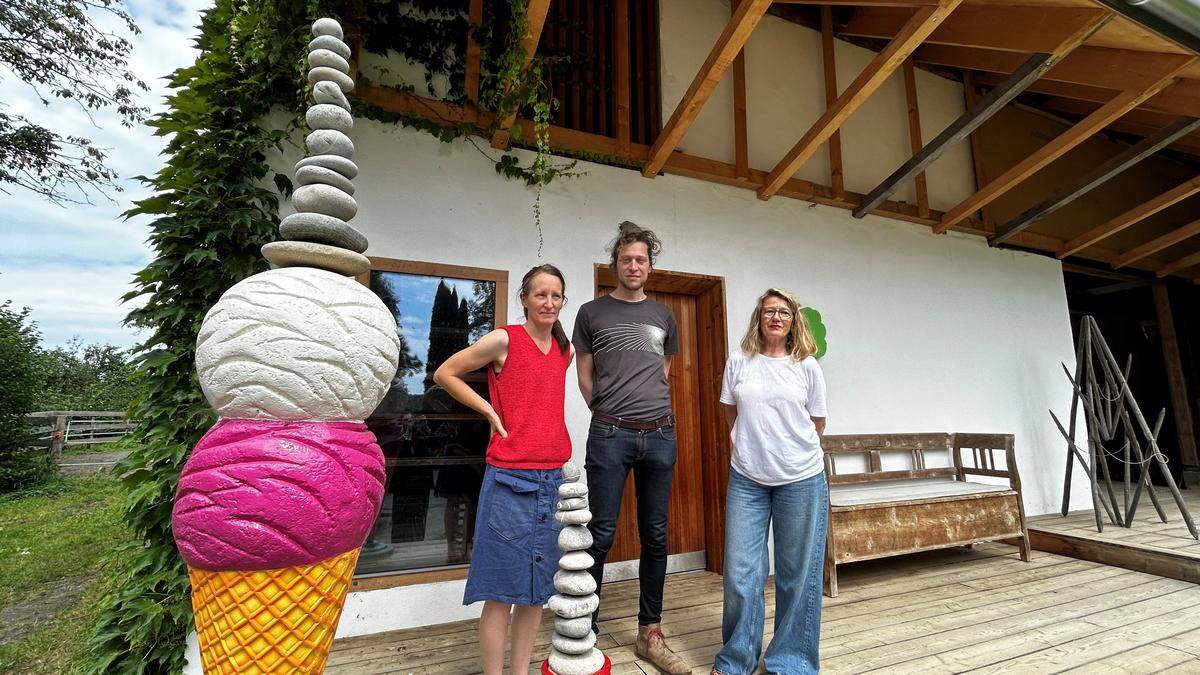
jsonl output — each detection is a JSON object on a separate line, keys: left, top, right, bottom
{"left": 608, "top": 221, "right": 663, "bottom": 269}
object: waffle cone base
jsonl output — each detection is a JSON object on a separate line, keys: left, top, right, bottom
{"left": 189, "top": 548, "right": 359, "bottom": 674}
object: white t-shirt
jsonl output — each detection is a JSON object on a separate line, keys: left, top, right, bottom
{"left": 719, "top": 349, "right": 828, "bottom": 486}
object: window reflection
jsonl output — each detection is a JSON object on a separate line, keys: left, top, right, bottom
{"left": 357, "top": 270, "right": 496, "bottom": 576}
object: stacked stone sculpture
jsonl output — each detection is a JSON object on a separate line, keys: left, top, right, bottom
{"left": 544, "top": 462, "right": 612, "bottom": 675}
{"left": 172, "top": 18, "right": 401, "bottom": 674}
{"left": 265, "top": 16, "right": 370, "bottom": 277}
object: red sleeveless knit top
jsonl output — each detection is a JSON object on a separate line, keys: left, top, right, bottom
{"left": 485, "top": 324, "right": 572, "bottom": 469}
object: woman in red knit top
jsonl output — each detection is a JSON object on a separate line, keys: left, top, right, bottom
{"left": 434, "top": 264, "right": 573, "bottom": 675}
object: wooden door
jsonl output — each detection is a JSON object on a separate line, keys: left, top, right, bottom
{"left": 597, "top": 286, "right": 707, "bottom": 565}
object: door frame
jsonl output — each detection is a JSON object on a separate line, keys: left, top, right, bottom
{"left": 594, "top": 264, "right": 732, "bottom": 574}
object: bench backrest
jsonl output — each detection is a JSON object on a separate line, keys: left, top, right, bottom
{"left": 822, "top": 432, "right": 1016, "bottom": 486}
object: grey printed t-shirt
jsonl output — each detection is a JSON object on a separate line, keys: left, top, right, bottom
{"left": 572, "top": 293, "right": 679, "bottom": 420}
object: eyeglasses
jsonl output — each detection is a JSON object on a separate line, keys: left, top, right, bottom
{"left": 762, "top": 309, "right": 793, "bottom": 320}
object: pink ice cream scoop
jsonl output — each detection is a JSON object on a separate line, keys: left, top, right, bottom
{"left": 172, "top": 418, "right": 386, "bottom": 570}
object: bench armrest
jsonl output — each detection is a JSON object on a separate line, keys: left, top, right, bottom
{"left": 953, "top": 433, "right": 1019, "bottom": 490}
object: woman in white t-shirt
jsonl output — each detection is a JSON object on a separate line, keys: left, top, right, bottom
{"left": 712, "top": 288, "right": 827, "bottom": 675}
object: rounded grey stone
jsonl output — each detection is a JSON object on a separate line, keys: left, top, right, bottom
{"left": 294, "top": 183, "right": 357, "bottom": 221}
{"left": 308, "top": 48, "right": 350, "bottom": 74}
{"left": 312, "top": 18, "right": 344, "bottom": 40}
{"left": 554, "top": 570, "right": 597, "bottom": 595}
{"left": 307, "top": 129, "right": 354, "bottom": 160}
{"left": 552, "top": 632, "right": 597, "bottom": 656}
{"left": 557, "top": 525, "right": 593, "bottom": 552}
{"left": 296, "top": 153, "right": 357, "bottom": 179}
{"left": 261, "top": 241, "right": 370, "bottom": 277}
{"left": 548, "top": 648, "right": 605, "bottom": 675}
{"left": 547, "top": 593, "right": 598, "bottom": 618}
{"left": 313, "top": 81, "right": 351, "bottom": 112}
{"left": 558, "top": 550, "right": 594, "bottom": 571}
{"left": 555, "top": 509, "right": 592, "bottom": 526}
{"left": 562, "top": 461, "right": 581, "bottom": 482}
{"left": 296, "top": 164, "right": 355, "bottom": 195}
{"left": 559, "top": 482, "right": 587, "bottom": 499}
{"left": 555, "top": 616, "right": 592, "bottom": 639}
{"left": 309, "top": 35, "right": 350, "bottom": 59}
{"left": 306, "top": 104, "right": 353, "bottom": 135}
{"left": 308, "top": 66, "right": 354, "bottom": 93}
{"left": 279, "top": 212, "right": 368, "bottom": 253}
{"left": 557, "top": 496, "right": 588, "bottom": 511}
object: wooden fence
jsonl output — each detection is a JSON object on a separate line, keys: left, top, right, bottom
{"left": 24, "top": 411, "right": 135, "bottom": 460}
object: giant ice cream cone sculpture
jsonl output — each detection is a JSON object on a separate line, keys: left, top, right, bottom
{"left": 172, "top": 18, "right": 400, "bottom": 674}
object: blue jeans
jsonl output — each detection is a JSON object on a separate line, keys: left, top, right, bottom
{"left": 583, "top": 419, "right": 677, "bottom": 629}
{"left": 715, "top": 469, "right": 828, "bottom": 675}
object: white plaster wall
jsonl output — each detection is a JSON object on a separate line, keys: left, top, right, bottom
{"left": 659, "top": 0, "right": 977, "bottom": 211}
{"left": 262, "top": 120, "right": 1089, "bottom": 637}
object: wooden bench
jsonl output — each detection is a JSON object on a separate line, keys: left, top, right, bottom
{"left": 822, "top": 432, "right": 1030, "bottom": 597}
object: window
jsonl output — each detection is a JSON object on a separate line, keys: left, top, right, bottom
{"left": 355, "top": 259, "right": 508, "bottom": 580}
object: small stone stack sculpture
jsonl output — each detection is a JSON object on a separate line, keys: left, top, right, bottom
{"left": 264, "top": 17, "right": 370, "bottom": 277}
{"left": 544, "top": 462, "right": 612, "bottom": 675}
{"left": 172, "top": 18, "right": 400, "bottom": 674}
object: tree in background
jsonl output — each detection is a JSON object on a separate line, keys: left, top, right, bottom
{"left": 38, "top": 339, "right": 137, "bottom": 411}
{"left": 0, "top": 0, "right": 148, "bottom": 204}
{"left": 0, "top": 301, "right": 54, "bottom": 492}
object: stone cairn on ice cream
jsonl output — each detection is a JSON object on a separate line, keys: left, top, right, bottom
{"left": 171, "top": 18, "right": 401, "bottom": 674}
{"left": 544, "top": 462, "right": 612, "bottom": 675}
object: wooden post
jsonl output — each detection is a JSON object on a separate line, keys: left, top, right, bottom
{"left": 50, "top": 414, "right": 67, "bottom": 462}
{"left": 821, "top": 6, "right": 845, "bottom": 199}
{"left": 962, "top": 71, "right": 993, "bottom": 232}
{"left": 902, "top": 58, "right": 930, "bottom": 218}
{"left": 1153, "top": 282, "right": 1199, "bottom": 470}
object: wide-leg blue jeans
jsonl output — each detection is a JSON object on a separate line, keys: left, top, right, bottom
{"left": 714, "top": 468, "right": 828, "bottom": 675}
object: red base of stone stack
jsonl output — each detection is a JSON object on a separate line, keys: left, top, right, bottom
{"left": 541, "top": 654, "right": 612, "bottom": 675}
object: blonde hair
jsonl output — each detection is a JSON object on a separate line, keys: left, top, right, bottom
{"left": 739, "top": 288, "right": 817, "bottom": 361}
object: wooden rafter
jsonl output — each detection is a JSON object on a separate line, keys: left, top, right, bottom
{"left": 821, "top": 6, "right": 845, "bottom": 199}
{"left": 971, "top": 70, "right": 1200, "bottom": 121}
{"left": 776, "top": 0, "right": 943, "bottom": 5}
{"left": 1039, "top": 97, "right": 1200, "bottom": 156}
{"left": 733, "top": 0, "right": 750, "bottom": 180}
{"left": 990, "top": 117, "right": 1200, "bottom": 245}
{"left": 854, "top": 52, "right": 1051, "bottom": 218}
{"left": 1113, "top": 218, "right": 1200, "bottom": 269}
{"left": 916, "top": 44, "right": 1189, "bottom": 93}
{"left": 962, "top": 71, "right": 993, "bottom": 231}
{"left": 1157, "top": 249, "right": 1200, "bottom": 277}
{"left": 1056, "top": 176, "right": 1200, "bottom": 258}
{"left": 902, "top": 58, "right": 930, "bottom": 218}
{"left": 490, "top": 0, "right": 552, "bottom": 149}
{"left": 642, "top": 0, "right": 772, "bottom": 177}
{"left": 841, "top": 5, "right": 1109, "bottom": 54}
{"left": 935, "top": 59, "right": 1194, "bottom": 235}
{"left": 759, "top": 0, "right": 963, "bottom": 201}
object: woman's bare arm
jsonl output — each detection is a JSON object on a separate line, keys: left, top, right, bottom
{"left": 433, "top": 329, "right": 510, "bottom": 437}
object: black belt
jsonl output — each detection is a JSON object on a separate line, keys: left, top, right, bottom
{"left": 592, "top": 411, "right": 675, "bottom": 431}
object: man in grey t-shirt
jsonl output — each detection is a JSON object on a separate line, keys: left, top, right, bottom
{"left": 572, "top": 222, "right": 689, "bottom": 674}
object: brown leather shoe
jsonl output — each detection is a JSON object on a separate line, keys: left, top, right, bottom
{"left": 636, "top": 624, "right": 691, "bottom": 675}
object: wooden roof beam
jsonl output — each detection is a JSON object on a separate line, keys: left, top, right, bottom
{"left": 916, "top": 44, "right": 1190, "bottom": 92}
{"left": 840, "top": 5, "right": 1109, "bottom": 53}
{"left": 759, "top": 0, "right": 963, "bottom": 201}
{"left": 971, "top": 69, "right": 1200, "bottom": 120}
{"left": 1056, "top": 176, "right": 1200, "bottom": 258}
{"left": 642, "top": 0, "right": 772, "bottom": 177}
{"left": 1157, "top": 249, "right": 1200, "bottom": 277}
{"left": 991, "top": 117, "right": 1200, "bottom": 245}
{"left": 935, "top": 57, "right": 1194, "bottom": 234}
{"left": 490, "top": 0, "right": 552, "bottom": 149}
{"left": 1113, "top": 218, "right": 1200, "bottom": 269}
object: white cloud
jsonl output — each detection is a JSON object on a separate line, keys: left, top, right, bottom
{"left": 0, "top": 0, "right": 210, "bottom": 348}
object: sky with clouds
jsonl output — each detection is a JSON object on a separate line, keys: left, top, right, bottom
{"left": 0, "top": 0, "right": 210, "bottom": 349}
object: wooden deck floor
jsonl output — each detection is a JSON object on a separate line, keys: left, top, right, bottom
{"left": 1029, "top": 488, "right": 1200, "bottom": 584}
{"left": 328, "top": 542, "right": 1200, "bottom": 674}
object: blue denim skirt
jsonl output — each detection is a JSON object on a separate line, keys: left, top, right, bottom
{"left": 463, "top": 465, "right": 563, "bottom": 606}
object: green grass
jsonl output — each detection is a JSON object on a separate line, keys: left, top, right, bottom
{"left": 0, "top": 473, "right": 130, "bottom": 673}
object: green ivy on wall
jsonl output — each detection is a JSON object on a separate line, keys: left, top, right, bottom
{"left": 801, "top": 307, "right": 828, "bottom": 359}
